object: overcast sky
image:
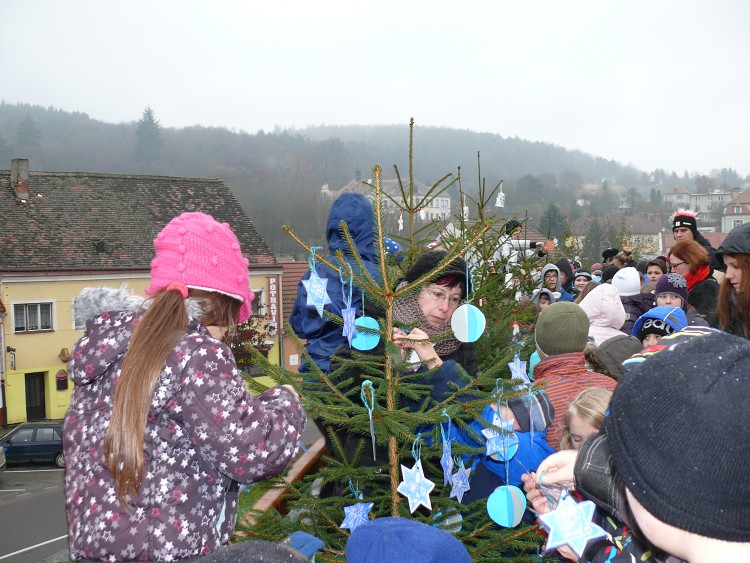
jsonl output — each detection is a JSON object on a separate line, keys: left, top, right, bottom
{"left": 2, "top": 0, "right": 748, "bottom": 176}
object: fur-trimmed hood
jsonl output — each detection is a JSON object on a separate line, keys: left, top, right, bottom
{"left": 74, "top": 286, "right": 205, "bottom": 329}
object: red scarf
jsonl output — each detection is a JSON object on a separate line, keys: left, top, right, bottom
{"left": 684, "top": 264, "right": 711, "bottom": 292}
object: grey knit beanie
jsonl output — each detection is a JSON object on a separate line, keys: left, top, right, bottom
{"left": 606, "top": 331, "right": 750, "bottom": 541}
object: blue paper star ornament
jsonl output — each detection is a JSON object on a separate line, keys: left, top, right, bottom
{"left": 302, "top": 270, "right": 332, "bottom": 317}
{"left": 449, "top": 461, "right": 471, "bottom": 503}
{"left": 538, "top": 496, "right": 608, "bottom": 558}
{"left": 397, "top": 459, "right": 435, "bottom": 513}
{"left": 340, "top": 501, "right": 374, "bottom": 531}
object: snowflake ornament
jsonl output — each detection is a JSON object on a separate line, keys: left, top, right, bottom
{"left": 397, "top": 459, "right": 435, "bottom": 513}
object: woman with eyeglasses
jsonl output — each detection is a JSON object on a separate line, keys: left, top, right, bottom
{"left": 716, "top": 222, "right": 750, "bottom": 338}
{"left": 667, "top": 240, "right": 720, "bottom": 327}
{"left": 326, "top": 251, "right": 484, "bottom": 495}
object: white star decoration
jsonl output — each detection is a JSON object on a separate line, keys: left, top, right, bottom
{"left": 449, "top": 461, "right": 471, "bottom": 502}
{"left": 397, "top": 459, "right": 435, "bottom": 513}
{"left": 302, "top": 271, "right": 332, "bottom": 317}
{"left": 508, "top": 354, "right": 530, "bottom": 385}
{"left": 538, "top": 496, "right": 608, "bottom": 558}
{"left": 340, "top": 501, "right": 374, "bottom": 531}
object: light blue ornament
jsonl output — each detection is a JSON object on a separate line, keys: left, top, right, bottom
{"left": 351, "top": 316, "right": 380, "bottom": 351}
{"left": 482, "top": 423, "right": 519, "bottom": 461}
{"left": 397, "top": 459, "right": 435, "bottom": 513}
{"left": 538, "top": 496, "right": 608, "bottom": 558}
{"left": 302, "top": 270, "right": 332, "bottom": 317}
{"left": 340, "top": 501, "right": 374, "bottom": 531}
{"left": 450, "top": 303, "right": 486, "bottom": 343}
{"left": 433, "top": 508, "right": 463, "bottom": 534}
{"left": 487, "top": 485, "right": 526, "bottom": 528}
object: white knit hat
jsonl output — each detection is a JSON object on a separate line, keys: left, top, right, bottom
{"left": 612, "top": 267, "right": 641, "bottom": 297}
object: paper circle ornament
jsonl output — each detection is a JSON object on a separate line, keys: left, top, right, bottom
{"left": 433, "top": 508, "right": 463, "bottom": 534}
{"left": 487, "top": 485, "right": 526, "bottom": 528}
{"left": 451, "top": 303, "right": 486, "bottom": 343}
{"left": 489, "top": 431, "right": 519, "bottom": 462}
{"left": 351, "top": 316, "right": 381, "bottom": 350}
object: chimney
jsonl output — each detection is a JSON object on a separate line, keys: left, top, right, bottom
{"left": 11, "top": 158, "right": 29, "bottom": 200}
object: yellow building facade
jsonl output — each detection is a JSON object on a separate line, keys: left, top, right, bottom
{"left": 1, "top": 272, "right": 280, "bottom": 425}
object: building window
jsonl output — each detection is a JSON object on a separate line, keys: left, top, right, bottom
{"left": 14, "top": 302, "right": 53, "bottom": 333}
{"left": 734, "top": 219, "right": 744, "bottom": 228}
{"left": 252, "top": 289, "right": 264, "bottom": 316}
{"left": 735, "top": 206, "right": 742, "bottom": 214}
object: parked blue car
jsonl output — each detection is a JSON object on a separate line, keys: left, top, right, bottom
{"left": 0, "top": 420, "right": 65, "bottom": 468}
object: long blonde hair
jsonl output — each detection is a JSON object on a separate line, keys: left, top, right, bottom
{"left": 104, "top": 288, "right": 240, "bottom": 506}
{"left": 559, "top": 387, "right": 612, "bottom": 450}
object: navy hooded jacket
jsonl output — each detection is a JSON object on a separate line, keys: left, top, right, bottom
{"left": 289, "top": 192, "right": 380, "bottom": 373}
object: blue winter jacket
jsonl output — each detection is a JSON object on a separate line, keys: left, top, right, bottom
{"left": 289, "top": 192, "right": 380, "bottom": 373}
{"left": 449, "top": 404, "right": 555, "bottom": 488}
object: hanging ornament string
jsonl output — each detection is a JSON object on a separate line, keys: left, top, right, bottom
{"left": 412, "top": 432, "right": 422, "bottom": 462}
{"left": 340, "top": 262, "right": 357, "bottom": 347}
{"left": 308, "top": 245, "right": 322, "bottom": 270}
{"left": 348, "top": 479, "right": 363, "bottom": 500}
{"left": 360, "top": 380, "right": 377, "bottom": 461}
{"left": 439, "top": 409, "right": 454, "bottom": 486}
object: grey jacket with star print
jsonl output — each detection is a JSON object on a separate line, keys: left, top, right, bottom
{"left": 63, "top": 287, "right": 306, "bottom": 562}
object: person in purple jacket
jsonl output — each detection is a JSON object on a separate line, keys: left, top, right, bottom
{"left": 63, "top": 212, "right": 306, "bottom": 562}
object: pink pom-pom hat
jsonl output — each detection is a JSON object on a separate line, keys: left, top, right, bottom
{"left": 146, "top": 212, "right": 254, "bottom": 323}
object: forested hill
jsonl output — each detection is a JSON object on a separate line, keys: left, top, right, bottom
{"left": 0, "top": 103, "right": 646, "bottom": 255}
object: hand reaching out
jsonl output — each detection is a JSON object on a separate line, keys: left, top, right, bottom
{"left": 393, "top": 327, "right": 443, "bottom": 367}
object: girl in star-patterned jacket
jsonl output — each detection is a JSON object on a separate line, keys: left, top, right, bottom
{"left": 63, "top": 212, "right": 306, "bottom": 562}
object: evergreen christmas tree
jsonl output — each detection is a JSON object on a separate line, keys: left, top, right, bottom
{"left": 236, "top": 122, "right": 553, "bottom": 561}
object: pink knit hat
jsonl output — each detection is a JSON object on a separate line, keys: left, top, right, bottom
{"left": 146, "top": 212, "right": 254, "bottom": 323}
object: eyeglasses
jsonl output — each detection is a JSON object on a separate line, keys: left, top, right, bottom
{"left": 423, "top": 287, "right": 463, "bottom": 307}
{"left": 669, "top": 260, "right": 688, "bottom": 269}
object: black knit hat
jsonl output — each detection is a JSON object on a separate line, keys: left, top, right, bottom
{"left": 602, "top": 248, "right": 619, "bottom": 261}
{"left": 600, "top": 264, "right": 619, "bottom": 284}
{"left": 606, "top": 331, "right": 750, "bottom": 541}
{"left": 672, "top": 211, "right": 699, "bottom": 238}
{"left": 508, "top": 391, "right": 555, "bottom": 432}
{"left": 403, "top": 250, "right": 470, "bottom": 298}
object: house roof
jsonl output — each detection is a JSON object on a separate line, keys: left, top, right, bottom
{"left": 723, "top": 190, "right": 750, "bottom": 210}
{"left": 281, "top": 261, "right": 308, "bottom": 321}
{"left": 1, "top": 166, "right": 277, "bottom": 272}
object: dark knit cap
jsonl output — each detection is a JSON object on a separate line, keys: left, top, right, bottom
{"left": 600, "top": 264, "right": 619, "bottom": 284}
{"left": 606, "top": 331, "right": 750, "bottom": 541}
{"left": 654, "top": 272, "right": 689, "bottom": 308}
{"left": 346, "top": 517, "right": 471, "bottom": 562}
{"left": 574, "top": 268, "right": 592, "bottom": 282}
{"left": 508, "top": 391, "right": 555, "bottom": 432}
{"left": 672, "top": 211, "right": 699, "bottom": 238}
{"left": 404, "top": 250, "right": 470, "bottom": 298}
{"left": 535, "top": 302, "right": 590, "bottom": 356}
{"left": 602, "top": 248, "right": 619, "bottom": 261}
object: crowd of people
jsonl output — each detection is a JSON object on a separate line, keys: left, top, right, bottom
{"left": 58, "top": 202, "right": 750, "bottom": 562}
